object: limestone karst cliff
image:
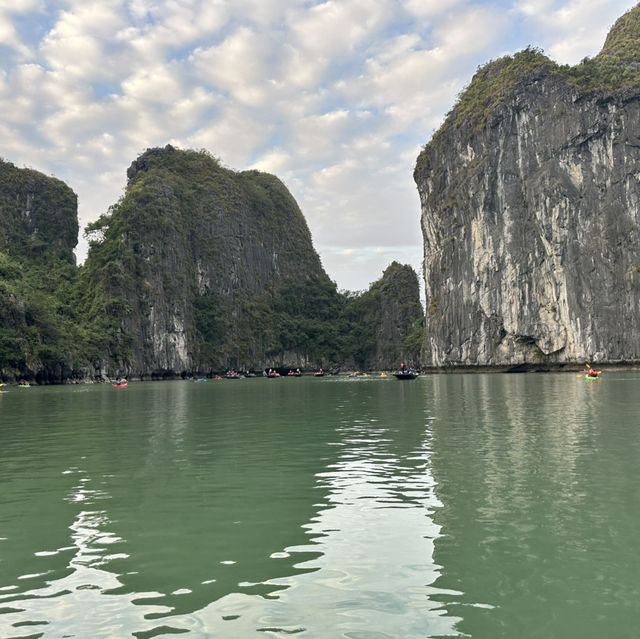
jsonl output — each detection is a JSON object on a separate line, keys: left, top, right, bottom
{"left": 342, "top": 262, "right": 424, "bottom": 370}
{"left": 81, "top": 146, "right": 423, "bottom": 377}
{"left": 0, "top": 159, "right": 78, "bottom": 262}
{"left": 0, "top": 159, "right": 79, "bottom": 381}
{"left": 82, "top": 145, "right": 338, "bottom": 376}
{"left": 0, "top": 147, "right": 423, "bottom": 382}
{"left": 414, "top": 5, "right": 640, "bottom": 369}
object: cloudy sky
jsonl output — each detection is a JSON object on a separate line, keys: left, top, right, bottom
{"left": 1, "top": 0, "right": 637, "bottom": 292}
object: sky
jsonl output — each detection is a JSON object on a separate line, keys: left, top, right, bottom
{"left": 1, "top": 0, "right": 637, "bottom": 292}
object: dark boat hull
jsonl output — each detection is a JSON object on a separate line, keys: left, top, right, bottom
{"left": 393, "top": 373, "right": 417, "bottom": 380}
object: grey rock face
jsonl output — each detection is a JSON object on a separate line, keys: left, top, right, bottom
{"left": 369, "top": 262, "right": 423, "bottom": 369}
{"left": 0, "top": 159, "right": 78, "bottom": 261}
{"left": 415, "top": 69, "right": 640, "bottom": 368}
{"left": 92, "top": 146, "right": 331, "bottom": 377}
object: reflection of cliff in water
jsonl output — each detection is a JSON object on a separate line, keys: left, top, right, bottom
{"left": 1, "top": 378, "right": 466, "bottom": 637}
{"left": 95, "top": 380, "right": 340, "bottom": 619}
{"left": 209, "top": 378, "right": 460, "bottom": 638}
{"left": 424, "top": 372, "right": 637, "bottom": 638}
{"left": 0, "top": 381, "right": 336, "bottom": 637}
{"left": 0, "top": 478, "right": 169, "bottom": 637}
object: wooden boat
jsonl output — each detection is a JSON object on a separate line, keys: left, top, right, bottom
{"left": 393, "top": 371, "right": 418, "bottom": 380}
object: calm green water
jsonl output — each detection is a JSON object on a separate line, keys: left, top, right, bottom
{"left": 1, "top": 373, "right": 639, "bottom": 638}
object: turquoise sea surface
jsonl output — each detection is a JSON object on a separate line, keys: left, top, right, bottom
{"left": 1, "top": 372, "right": 639, "bottom": 638}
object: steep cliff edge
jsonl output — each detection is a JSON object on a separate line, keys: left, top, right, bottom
{"left": 0, "top": 159, "right": 80, "bottom": 381}
{"left": 0, "top": 159, "right": 78, "bottom": 261}
{"left": 342, "top": 262, "right": 423, "bottom": 370}
{"left": 414, "top": 6, "right": 640, "bottom": 369}
{"left": 0, "top": 147, "right": 423, "bottom": 381}
{"left": 81, "top": 146, "right": 341, "bottom": 376}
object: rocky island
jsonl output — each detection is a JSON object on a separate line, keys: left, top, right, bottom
{"left": 415, "top": 5, "right": 640, "bottom": 370}
{"left": 0, "top": 148, "right": 423, "bottom": 382}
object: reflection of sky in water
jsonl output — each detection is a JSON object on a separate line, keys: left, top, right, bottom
{"left": 0, "top": 389, "right": 458, "bottom": 638}
{"left": 161, "top": 417, "right": 462, "bottom": 638}
{"left": 0, "top": 472, "right": 171, "bottom": 638}
{"left": 250, "top": 420, "right": 460, "bottom": 638}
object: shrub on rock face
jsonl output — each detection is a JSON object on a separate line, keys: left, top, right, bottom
{"left": 415, "top": 5, "right": 640, "bottom": 369}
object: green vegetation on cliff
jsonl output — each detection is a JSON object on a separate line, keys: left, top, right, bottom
{"left": 340, "top": 262, "right": 424, "bottom": 370}
{"left": 1, "top": 148, "right": 425, "bottom": 380}
{"left": 80, "top": 146, "right": 424, "bottom": 375}
{"left": 0, "top": 159, "right": 78, "bottom": 262}
{"left": 0, "top": 159, "right": 82, "bottom": 381}
{"left": 80, "top": 146, "right": 340, "bottom": 373}
{"left": 449, "top": 47, "right": 553, "bottom": 132}
{"left": 595, "top": 5, "right": 640, "bottom": 66}
{"left": 416, "top": 5, "right": 640, "bottom": 174}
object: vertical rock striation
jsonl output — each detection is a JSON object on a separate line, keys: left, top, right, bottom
{"left": 414, "top": 7, "right": 640, "bottom": 368}
{"left": 82, "top": 146, "right": 335, "bottom": 376}
{"left": 342, "top": 262, "right": 423, "bottom": 370}
{"left": 0, "top": 159, "right": 78, "bottom": 262}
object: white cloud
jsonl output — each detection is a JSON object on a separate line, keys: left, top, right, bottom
{"left": 183, "top": 101, "right": 273, "bottom": 168}
{"left": 401, "top": 0, "right": 466, "bottom": 19}
{"left": 0, "top": 19, "right": 29, "bottom": 55}
{"left": 248, "top": 147, "right": 292, "bottom": 174}
{"left": 288, "top": 0, "right": 394, "bottom": 57}
{"left": 432, "top": 7, "right": 511, "bottom": 58}
{"left": 121, "top": 63, "right": 186, "bottom": 104}
{"left": 123, "top": 0, "right": 231, "bottom": 61}
{"left": 190, "top": 27, "right": 274, "bottom": 107}
{"left": 1, "top": 0, "right": 638, "bottom": 291}
{"left": 514, "top": 0, "right": 636, "bottom": 64}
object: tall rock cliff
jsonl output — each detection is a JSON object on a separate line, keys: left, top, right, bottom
{"left": 0, "top": 159, "right": 78, "bottom": 262}
{"left": 0, "top": 159, "right": 79, "bottom": 381}
{"left": 414, "top": 6, "right": 640, "bottom": 369}
{"left": 342, "top": 262, "right": 424, "bottom": 370}
{"left": 82, "top": 146, "right": 340, "bottom": 376}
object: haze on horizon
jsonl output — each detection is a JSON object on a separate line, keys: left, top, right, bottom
{"left": 1, "top": 0, "right": 636, "bottom": 292}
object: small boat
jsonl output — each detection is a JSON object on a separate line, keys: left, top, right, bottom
{"left": 380, "top": 372, "right": 388, "bottom": 378}
{"left": 196, "top": 378, "right": 208, "bottom": 383}
{"left": 113, "top": 382, "right": 128, "bottom": 389}
{"left": 314, "top": 370, "right": 324, "bottom": 377}
{"left": 394, "top": 371, "right": 418, "bottom": 380}
{"left": 579, "top": 366, "right": 602, "bottom": 380}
